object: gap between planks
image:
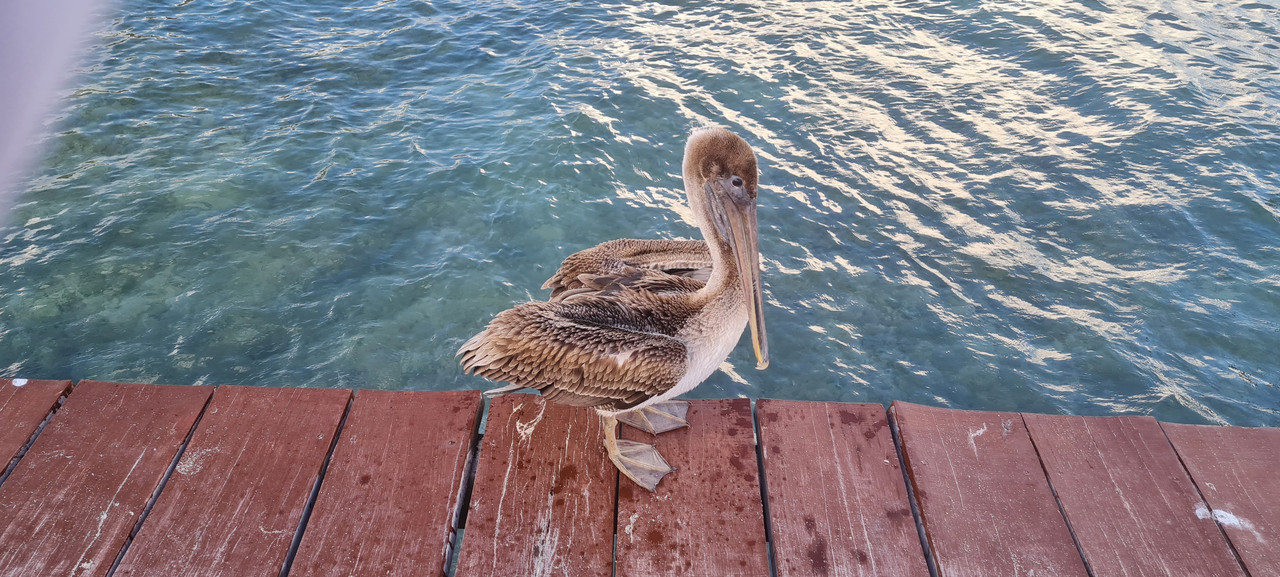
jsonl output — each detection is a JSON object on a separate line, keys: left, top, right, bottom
{"left": 1020, "top": 413, "right": 1098, "bottom": 577}
{"left": 0, "top": 385, "right": 72, "bottom": 490}
{"left": 277, "top": 391, "right": 357, "bottom": 577}
{"left": 749, "top": 400, "right": 780, "bottom": 577}
{"left": 1157, "top": 423, "right": 1254, "bottom": 577}
{"left": 104, "top": 386, "right": 219, "bottom": 577}
{"left": 445, "top": 403, "right": 487, "bottom": 577}
{"left": 887, "top": 405, "right": 940, "bottom": 577}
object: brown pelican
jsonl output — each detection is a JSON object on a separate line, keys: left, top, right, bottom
{"left": 458, "top": 127, "right": 768, "bottom": 491}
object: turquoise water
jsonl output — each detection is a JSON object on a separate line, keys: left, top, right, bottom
{"left": 2, "top": 0, "right": 1278, "bottom": 425}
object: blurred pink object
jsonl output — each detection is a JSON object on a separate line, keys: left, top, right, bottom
{"left": 0, "top": 0, "right": 108, "bottom": 219}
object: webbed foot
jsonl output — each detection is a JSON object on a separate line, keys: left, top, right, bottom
{"left": 603, "top": 416, "right": 675, "bottom": 491}
{"left": 615, "top": 400, "right": 690, "bottom": 435}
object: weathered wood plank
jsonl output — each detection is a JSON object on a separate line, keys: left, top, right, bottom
{"left": 0, "top": 378, "right": 73, "bottom": 474}
{"left": 113, "top": 385, "right": 350, "bottom": 577}
{"left": 615, "top": 398, "right": 769, "bottom": 577}
{"left": 0, "top": 381, "right": 212, "bottom": 577}
{"left": 891, "top": 401, "right": 1087, "bottom": 577}
{"left": 757, "top": 400, "right": 929, "bottom": 577}
{"left": 454, "top": 394, "right": 615, "bottom": 577}
{"left": 1024, "top": 414, "right": 1244, "bottom": 577}
{"left": 289, "top": 389, "right": 483, "bottom": 577}
{"left": 1164, "top": 422, "right": 1280, "bottom": 576}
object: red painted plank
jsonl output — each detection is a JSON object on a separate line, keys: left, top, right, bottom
{"left": 289, "top": 390, "right": 483, "bottom": 577}
{"left": 454, "top": 394, "right": 615, "bottom": 577}
{"left": 758, "top": 400, "right": 929, "bottom": 577}
{"left": 615, "top": 398, "right": 769, "bottom": 577}
{"left": 891, "top": 401, "right": 1087, "bottom": 577}
{"left": 1164, "top": 422, "right": 1280, "bottom": 576}
{"left": 0, "top": 378, "right": 72, "bottom": 470}
{"left": 0, "top": 381, "right": 212, "bottom": 577}
{"left": 113, "top": 385, "right": 350, "bottom": 577}
{"left": 1024, "top": 414, "right": 1244, "bottom": 576}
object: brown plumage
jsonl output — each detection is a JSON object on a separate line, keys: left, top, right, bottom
{"left": 457, "top": 127, "right": 769, "bottom": 491}
{"left": 457, "top": 239, "right": 712, "bottom": 412}
{"left": 457, "top": 285, "right": 694, "bottom": 412}
{"left": 541, "top": 238, "right": 712, "bottom": 301}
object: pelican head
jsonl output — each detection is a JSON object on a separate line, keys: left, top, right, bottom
{"left": 683, "top": 127, "right": 769, "bottom": 370}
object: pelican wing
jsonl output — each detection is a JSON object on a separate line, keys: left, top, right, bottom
{"left": 555, "top": 266, "right": 707, "bottom": 303}
{"left": 458, "top": 294, "right": 688, "bottom": 412}
{"left": 542, "top": 238, "right": 711, "bottom": 300}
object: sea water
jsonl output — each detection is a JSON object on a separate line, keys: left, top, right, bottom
{"left": 2, "top": 0, "right": 1278, "bottom": 425}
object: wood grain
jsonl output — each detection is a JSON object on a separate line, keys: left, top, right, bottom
{"left": 1024, "top": 414, "right": 1244, "bottom": 576}
{"left": 891, "top": 401, "right": 1087, "bottom": 577}
{"left": 758, "top": 399, "right": 929, "bottom": 577}
{"left": 454, "top": 394, "right": 616, "bottom": 577}
{"left": 0, "top": 378, "right": 72, "bottom": 474}
{"left": 289, "top": 389, "right": 483, "bottom": 577}
{"left": 113, "top": 385, "right": 350, "bottom": 577}
{"left": 1164, "top": 422, "right": 1280, "bottom": 576}
{"left": 615, "top": 398, "right": 770, "bottom": 577}
{"left": 0, "top": 381, "right": 212, "bottom": 577}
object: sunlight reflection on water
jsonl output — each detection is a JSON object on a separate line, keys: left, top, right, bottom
{"left": 1, "top": 0, "right": 1278, "bottom": 425}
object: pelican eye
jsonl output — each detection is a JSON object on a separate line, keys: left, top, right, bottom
{"left": 731, "top": 176, "right": 744, "bottom": 188}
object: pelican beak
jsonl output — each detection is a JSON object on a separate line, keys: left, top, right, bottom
{"left": 709, "top": 178, "right": 769, "bottom": 370}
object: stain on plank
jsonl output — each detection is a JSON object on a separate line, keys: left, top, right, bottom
{"left": 615, "top": 398, "right": 769, "bottom": 577}
{"left": 289, "top": 389, "right": 483, "bottom": 577}
{"left": 0, "top": 381, "right": 211, "bottom": 577}
{"left": 892, "top": 401, "right": 1087, "bottom": 577}
{"left": 1164, "top": 422, "right": 1280, "bottom": 576}
{"left": 759, "top": 399, "right": 929, "bottom": 577}
{"left": 454, "top": 394, "right": 614, "bottom": 577}
{"left": 113, "top": 385, "right": 350, "bottom": 577}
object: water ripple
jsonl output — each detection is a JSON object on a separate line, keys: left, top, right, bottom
{"left": 1, "top": 0, "right": 1278, "bottom": 424}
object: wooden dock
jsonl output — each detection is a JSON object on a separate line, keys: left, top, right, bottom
{"left": 1, "top": 378, "right": 1276, "bottom": 577}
